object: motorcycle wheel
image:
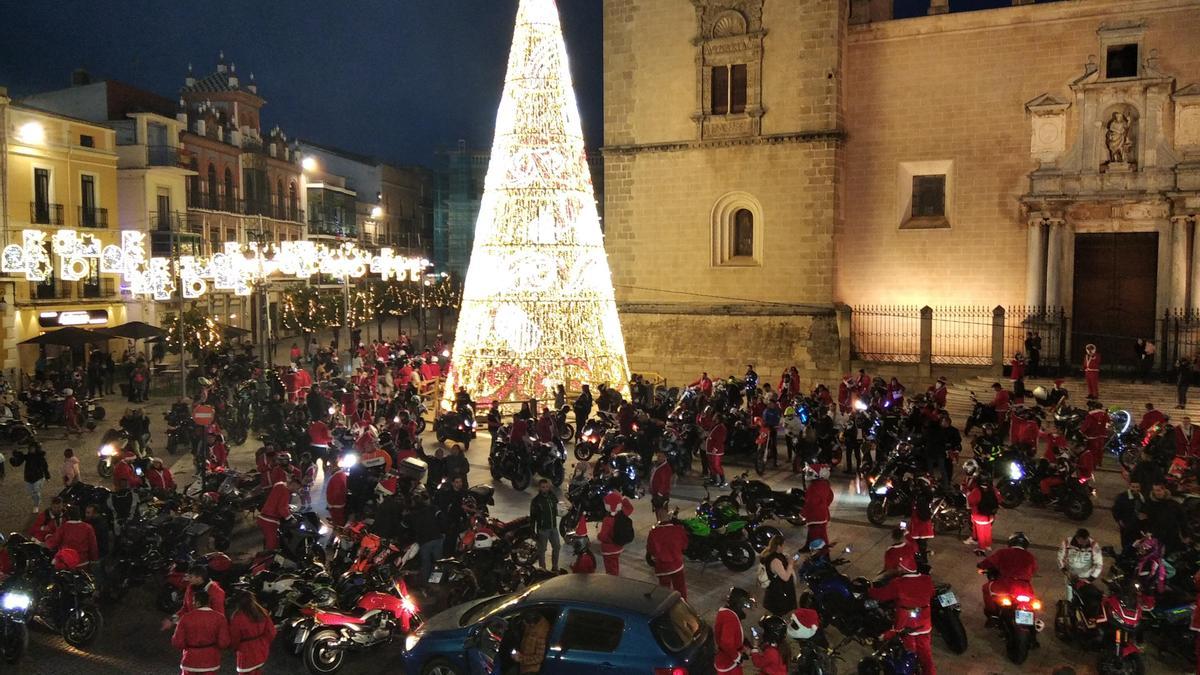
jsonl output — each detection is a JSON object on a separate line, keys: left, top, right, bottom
{"left": 489, "top": 458, "right": 503, "bottom": 481}
{"left": 1006, "top": 626, "right": 1033, "bottom": 665}
{"left": 62, "top": 605, "right": 103, "bottom": 648}
{"left": 92, "top": 406, "right": 106, "bottom": 421}
{"left": 414, "top": 417, "right": 427, "bottom": 435}
{"left": 754, "top": 448, "right": 766, "bottom": 476}
{"left": 938, "top": 611, "right": 969, "bottom": 654}
{"left": 720, "top": 541, "right": 755, "bottom": 572}
{"left": 999, "top": 481, "right": 1025, "bottom": 509}
{"left": 549, "top": 462, "right": 565, "bottom": 488}
{"left": 511, "top": 467, "right": 532, "bottom": 491}
{"left": 228, "top": 423, "right": 248, "bottom": 447}
{"left": 558, "top": 424, "right": 574, "bottom": 443}
{"left": 559, "top": 508, "right": 580, "bottom": 539}
{"left": 1062, "top": 493, "right": 1094, "bottom": 522}
{"left": 0, "top": 622, "right": 26, "bottom": 665}
{"left": 574, "top": 442, "right": 596, "bottom": 461}
{"left": 436, "top": 429, "right": 448, "bottom": 444}
{"left": 866, "top": 500, "right": 887, "bottom": 526}
{"left": 785, "top": 514, "right": 806, "bottom": 527}
{"left": 1053, "top": 600, "right": 1070, "bottom": 641}
{"left": 97, "top": 459, "right": 114, "bottom": 480}
{"left": 304, "top": 629, "right": 346, "bottom": 675}
{"left": 750, "top": 526, "right": 782, "bottom": 553}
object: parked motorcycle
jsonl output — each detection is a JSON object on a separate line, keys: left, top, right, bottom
{"left": 3, "top": 535, "right": 103, "bottom": 649}
{"left": 980, "top": 568, "right": 1043, "bottom": 664}
{"left": 718, "top": 472, "right": 806, "bottom": 527}
{"left": 488, "top": 439, "right": 532, "bottom": 491}
{"left": 796, "top": 555, "right": 892, "bottom": 642}
{"left": 298, "top": 577, "right": 421, "bottom": 674}
{"left": 856, "top": 633, "right": 920, "bottom": 675}
{"left": 0, "top": 587, "right": 30, "bottom": 665}
{"left": 528, "top": 438, "right": 566, "bottom": 487}
{"left": 929, "top": 582, "right": 969, "bottom": 654}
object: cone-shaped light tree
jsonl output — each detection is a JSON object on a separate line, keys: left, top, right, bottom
{"left": 445, "top": 0, "right": 630, "bottom": 403}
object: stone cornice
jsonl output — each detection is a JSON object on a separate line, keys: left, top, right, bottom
{"left": 602, "top": 129, "right": 845, "bottom": 157}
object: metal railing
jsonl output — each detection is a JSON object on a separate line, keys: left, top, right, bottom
{"left": 1003, "top": 306, "right": 1068, "bottom": 371}
{"left": 1162, "top": 309, "right": 1200, "bottom": 370}
{"left": 186, "top": 191, "right": 303, "bottom": 222}
{"left": 149, "top": 210, "right": 188, "bottom": 232}
{"left": 850, "top": 305, "right": 921, "bottom": 363}
{"left": 146, "top": 145, "right": 181, "bottom": 167}
{"left": 929, "top": 306, "right": 993, "bottom": 366}
{"left": 78, "top": 206, "right": 108, "bottom": 228}
{"left": 30, "top": 202, "right": 64, "bottom": 225}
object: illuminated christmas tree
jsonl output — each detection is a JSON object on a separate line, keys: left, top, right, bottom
{"left": 445, "top": 0, "right": 630, "bottom": 403}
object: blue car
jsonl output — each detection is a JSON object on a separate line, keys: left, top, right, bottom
{"left": 400, "top": 574, "right": 714, "bottom": 675}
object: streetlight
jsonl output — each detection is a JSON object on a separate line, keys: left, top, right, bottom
{"left": 301, "top": 156, "right": 318, "bottom": 173}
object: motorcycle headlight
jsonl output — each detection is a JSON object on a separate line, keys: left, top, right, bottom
{"left": 1007, "top": 462, "right": 1023, "bottom": 481}
{"left": 319, "top": 524, "right": 332, "bottom": 536}
{"left": 99, "top": 443, "right": 118, "bottom": 457}
{"left": 338, "top": 453, "right": 360, "bottom": 469}
{"left": 329, "top": 406, "right": 337, "bottom": 416}
{"left": 853, "top": 400, "right": 868, "bottom": 412}
{"left": 1, "top": 593, "right": 31, "bottom": 611}
{"left": 874, "top": 485, "right": 890, "bottom": 495}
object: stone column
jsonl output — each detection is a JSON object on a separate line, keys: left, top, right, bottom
{"left": 1172, "top": 216, "right": 1190, "bottom": 310}
{"left": 1044, "top": 219, "right": 1065, "bottom": 309}
{"left": 1025, "top": 220, "right": 1046, "bottom": 307}
{"left": 928, "top": 0, "right": 949, "bottom": 14}
{"left": 1186, "top": 216, "right": 1200, "bottom": 311}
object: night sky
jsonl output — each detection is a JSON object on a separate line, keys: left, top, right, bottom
{"left": 0, "top": 0, "right": 603, "bottom": 166}
{"left": 1, "top": 0, "right": 1018, "bottom": 168}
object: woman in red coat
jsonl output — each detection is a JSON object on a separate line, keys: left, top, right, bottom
{"left": 229, "top": 591, "right": 276, "bottom": 675}
{"left": 171, "top": 588, "right": 229, "bottom": 674}
{"left": 1084, "top": 344, "right": 1101, "bottom": 399}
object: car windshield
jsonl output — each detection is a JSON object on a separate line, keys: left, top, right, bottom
{"left": 650, "top": 598, "right": 704, "bottom": 653}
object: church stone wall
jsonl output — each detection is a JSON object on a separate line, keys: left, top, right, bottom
{"left": 838, "top": 0, "right": 1200, "bottom": 308}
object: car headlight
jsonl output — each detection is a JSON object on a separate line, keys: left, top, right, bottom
{"left": 404, "top": 632, "right": 422, "bottom": 652}
{"left": 2, "top": 592, "right": 31, "bottom": 611}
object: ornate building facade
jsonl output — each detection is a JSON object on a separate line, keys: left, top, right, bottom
{"left": 604, "top": 0, "right": 1200, "bottom": 383}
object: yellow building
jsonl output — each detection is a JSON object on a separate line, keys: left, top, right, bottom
{"left": 1, "top": 89, "right": 128, "bottom": 374}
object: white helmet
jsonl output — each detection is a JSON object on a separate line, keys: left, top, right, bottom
{"left": 471, "top": 531, "right": 495, "bottom": 550}
{"left": 786, "top": 610, "right": 819, "bottom": 640}
{"left": 804, "top": 464, "right": 831, "bottom": 481}
{"left": 1032, "top": 386, "right": 1048, "bottom": 402}
{"left": 962, "top": 458, "right": 980, "bottom": 477}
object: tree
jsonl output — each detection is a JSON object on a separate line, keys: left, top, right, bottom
{"left": 163, "top": 309, "right": 223, "bottom": 359}
{"left": 446, "top": 0, "right": 630, "bottom": 403}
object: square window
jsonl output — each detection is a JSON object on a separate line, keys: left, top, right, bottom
{"left": 1106, "top": 44, "right": 1138, "bottom": 79}
{"left": 911, "top": 175, "right": 945, "bottom": 219}
{"left": 730, "top": 64, "right": 747, "bottom": 114}
{"left": 559, "top": 610, "right": 624, "bottom": 653}
{"left": 79, "top": 134, "right": 94, "bottom": 148}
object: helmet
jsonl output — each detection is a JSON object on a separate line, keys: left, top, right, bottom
{"left": 786, "top": 608, "right": 821, "bottom": 640}
{"left": 1007, "top": 532, "right": 1030, "bottom": 549}
{"left": 1031, "top": 386, "right": 1048, "bottom": 402}
{"left": 784, "top": 407, "right": 796, "bottom": 417}
{"left": 961, "top": 459, "right": 980, "bottom": 477}
{"left": 566, "top": 534, "right": 589, "bottom": 555}
{"left": 1133, "top": 534, "right": 1160, "bottom": 557}
{"left": 62, "top": 388, "right": 73, "bottom": 396}
{"left": 759, "top": 615, "right": 787, "bottom": 645}
{"left": 726, "top": 587, "right": 755, "bottom": 618}
{"left": 197, "top": 377, "right": 213, "bottom": 387}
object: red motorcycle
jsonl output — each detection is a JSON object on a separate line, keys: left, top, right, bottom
{"left": 297, "top": 577, "right": 421, "bottom": 675}
{"left": 1097, "top": 585, "right": 1144, "bottom": 675}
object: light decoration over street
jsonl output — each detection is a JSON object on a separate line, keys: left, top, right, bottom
{"left": 1, "top": 229, "right": 429, "bottom": 300}
{"left": 444, "top": 0, "right": 630, "bottom": 403}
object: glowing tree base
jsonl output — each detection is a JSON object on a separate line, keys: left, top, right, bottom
{"left": 444, "top": 0, "right": 630, "bottom": 403}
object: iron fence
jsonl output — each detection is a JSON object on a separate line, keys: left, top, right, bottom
{"left": 850, "top": 305, "right": 921, "bottom": 363}
{"left": 929, "top": 306, "right": 992, "bottom": 365}
{"left": 1161, "top": 308, "right": 1200, "bottom": 369}
{"left": 1004, "top": 305, "right": 1068, "bottom": 371}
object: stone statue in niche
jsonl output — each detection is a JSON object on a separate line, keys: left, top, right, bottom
{"left": 1104, "top": 111, "right": 1134, "bottom": 166}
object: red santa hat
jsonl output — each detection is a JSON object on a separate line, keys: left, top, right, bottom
{"left": 1054, "top": 379, "right": 1065, "bottom": 386}
{"left": 53, "top": 548, "right": 83, "bottom": 571}
{"left": 792, "top": 608, "right": 820, "bottom": 631}
{"left": 603, "top": 491, "right": 630, "bottom": 516}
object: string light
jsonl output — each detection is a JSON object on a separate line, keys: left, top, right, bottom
{"left": 444, "top": 0, "right": 630, "bottom": 403}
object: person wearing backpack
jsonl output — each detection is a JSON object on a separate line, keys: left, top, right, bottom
{"left": 966, "top": 473, "right": 1001, "bottom": 555}
{"left": 758, "top": 534, "right": 797, "bottom": 616}
{"left": 598, "top": 490, "right": 633, "bottom": 575}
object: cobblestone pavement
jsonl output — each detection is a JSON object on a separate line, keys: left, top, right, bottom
{"left": 0, "top": 382, "right": 1185, "bottom": 674}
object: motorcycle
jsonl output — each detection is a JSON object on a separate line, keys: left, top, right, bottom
{"left": 856, "top": 633, "right": 920, "bottom": 675}
{"left": 488, "top": 439, "right": 532, "bottom": 491}
{"left": 697, "top": 493, "right": 780, "bottom": 554}
{"left": 929, "top": 582, "right": 968, "bottom": 654}
{"left": 929, "top": 489, "right": 971, "bottom": 538}
{"left": 553, "top": 405, "right": 575, "bottom": 442}
{"left": 298, "top": 578, "right": 421, "bottom": 675}
{"left": 3, "top": 535, "right": 103, "bottom": 649}
{"left": 981, "top": 568, "right": 1043, "bottom": 664}
{"left": 574, "top": 412, "right": 616, "bottom": 461}
{"left": 528, "top": 438, "right": 566, "bottom": 487}
{"left": 796, "top": 555, "right": 892, "bottom": 642}
{"left": 433, "top": 407, "right": 475, "bottom": 449}
{"left": 649, "top": 505, "right": 754, "bottom": 572}
{"left": 0, "top": 587, "right": 30, "bottom": 665}
{"left": 0, "top": 417, "right": 36, "bottom": 449}
{"left": 163, "top": 405, "right": 194, "bottom": 456}
{"left": 718, "top": 472, "right": 806, "bottom": 527}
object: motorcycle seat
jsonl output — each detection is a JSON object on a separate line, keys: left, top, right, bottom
{"left": 315, "top": 609, "right": 367, "bottom": 625}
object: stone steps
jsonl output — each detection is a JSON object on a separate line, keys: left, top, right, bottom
{"left": 940, "top": 375, "right": 1197, "bottom": 421}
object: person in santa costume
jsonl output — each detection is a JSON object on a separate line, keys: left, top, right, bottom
{"left": 645, "top": 497, "right": 689, "bottom": 598}
{"left": 649, "top": 449, "right": 674, "bottom": 501}
{"left": 931, "top": 376, "right": 948, "bottom": 409}
{"left": 748, "top": 614, "right": 788, "bottom": 675}
{"left": 171, "top": 588, "right": 229, "bottom": 675}
{"left": 1080, "top": 400, "right": 1109, "bottom": 468}
{"left": 882, "top": 526, "right": 919, "bottom": 577}
{"left": 325, "top": 466, "right": 349, "bottom": 526}
{"left": 1084, "top": 343, "right": 1102, "bottom": 399}
{"left": 800, "top": 463, "right": 833, "bottom": 549}
{"left": 257, "top": 476, "right": 299, "bottom": 551}
{"left": 869, "top": 562, "right": 937, "bottom": 674}
{"left": 706, "top": 413, "right": 729, "bottom": 487}
{"left": 597, "top": 490, "right": 632, "bottom": 576}
{"left": 715, "top": 587, "right": 754, "bottom": 674}
{"left": 228, "top": 590, "right": 276, "bottom": 675}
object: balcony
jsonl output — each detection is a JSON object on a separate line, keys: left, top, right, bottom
{"left": 308, "top": 213, "right": 358, "bottom": 240}
{"left": 147, "top": 145, "right": 182, "bottom": 167}
{"left": 78, "top": 206, "right": 108, "bottom": 229}
{"left": 30, "top": 202, "right": 64, "bottom": 226}
{"left": 186, "top": 192, "right": 302, "bottom": 222}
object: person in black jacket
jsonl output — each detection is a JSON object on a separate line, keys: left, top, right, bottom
{"left": 1140, "top": 481, "right": 1185, "bottom": 552}
{"left": 1111, "top": 480, "right": 1145, "bottom": 554}
{"left": 573, "top": 385, "right": 593, "bottom": 442}
{"left": 10, "top": 443, "right": 51, "bottom": 513}
{"left": 409, "top": 493, "right": 444, "bottom": 583}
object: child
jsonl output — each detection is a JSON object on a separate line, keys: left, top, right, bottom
{"left": 568, "top": 533, "right": 596, "bottom": 574}
{"left": 62, "top": 448, "right": 80, "bottom": 487}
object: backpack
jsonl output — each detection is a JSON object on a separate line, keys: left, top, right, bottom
{"left": 612, "top": 511, "right": 635, "bottom": 546}
{"left": 756, "top": 561, "right": 771, "bottom": 588}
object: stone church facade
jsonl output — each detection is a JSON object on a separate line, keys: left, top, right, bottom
{"left": 603, "top": 0, "right": 1200, "bottom": 385}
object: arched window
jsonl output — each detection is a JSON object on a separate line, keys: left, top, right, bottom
{"left": 711, "top": 192, "right": 762, "bottom": 266}
{"left": 276, "top": 179, "right": 284, "bottom": 218}
{"left": 733, "top": 209, "right": 754, "bottom": 257}
{"left": 289, "top": 181, "right": 298, "bottom": 220}
{"left": 206, "top": 164, "right": 217, "bottom": 209}
{"left": 223, "top": 167, "right": 235, "bottom": 212}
